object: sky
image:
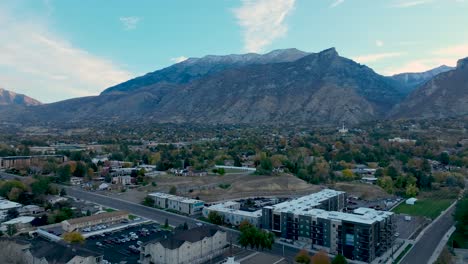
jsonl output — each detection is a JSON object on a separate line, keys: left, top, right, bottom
{"left": 0, "top": 0, "right": 467, "bottom": 103}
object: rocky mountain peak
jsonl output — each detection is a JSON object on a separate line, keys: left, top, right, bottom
{"left": 456, "top": 57, "right": 468, "bottom": 69}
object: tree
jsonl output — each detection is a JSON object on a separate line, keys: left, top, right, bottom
{"left": 217, "top": 168, "right": 226, "bottom": 175}
{"left": 142, "top": 196, "right": 155, "bottom": 207}
{"left": 63, "top": 232, "right": 85, "bottom": 244}
{"left": 440, "top": 152, "right": 450, "bottom": 165}
{"left": 57, "top": 164, "right": 72, "bottom": 183}
{"left": 6, "top": 208, "right": 19, "bottom": 221}
{"left": 60, "top": 188, "right": 67, "bottom": 197}
{"left": 208, "top": 211, "right": 223, "bottom": 225}
{"left": 295, "top": 249, "right": 311, "bottom": 264}
{"left": 341, "top": 169, "right": 354, "bottom": 180}
{"left": 311, "top": 250, "right": 330, "bottom": 264}
{"left": 332, "top": 254, "right": 347, "bottom": 264}
{"left": 238, "top": 221, "right": 274, "bottom": 250}
{"left": 6, "top": 224, "right": 17, "bottom": 236}
{"left": 169, "top": 186, "right": 177, "bottom": 195}
{"left": 73, "top": 162, "right": 87, "bottom": 177}
{"left": 164, "top": 218, "right": 169, "bottom": 228}
{"left": 183, "top": 222, "right": 189, "bottom": 230}
{"left": 377, "top": 176, "right": 394, "bottom": 194}
{"left": 405, "top": 184, "right": 419, "bottom": 197}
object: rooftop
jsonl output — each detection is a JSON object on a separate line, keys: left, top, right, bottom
{"left": 206, "top": 202, "right": 262, "bottom": 218}
{"left": 148, "top": 192, "right": 203, "bottom": 204}
{"left": 2, "top": 216, "right": 35, "bottom": 225}
{"left": 300, "top": 207, "right": 393, "bottom": 225}
{"left": 146, "top": 226, "right": 223, "bottom": 250}
{"left": 269, "top": 189, "right": 345, "bottom": 214}
{"left": 63, "top": 211, "right": 128, "bottom": 225}
{"left": 0, "top": 198, "right": 22, "bottom": 210}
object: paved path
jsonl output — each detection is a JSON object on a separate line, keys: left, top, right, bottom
{"left": 400, "top": 205, "right": 456, "bottom": 264}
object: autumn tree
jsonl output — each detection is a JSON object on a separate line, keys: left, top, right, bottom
{"left": 311, "top": 250, "right": 330, "bottom": 264}
{"left": 63, "top": 232, "right": 85, "bottom": 244}
{"left": 295, "top": 249, "right": 311, "bottom": 264}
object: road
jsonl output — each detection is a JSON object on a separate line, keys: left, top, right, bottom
{"left": 400, "top": 205, "right": 456, "bottom": 264}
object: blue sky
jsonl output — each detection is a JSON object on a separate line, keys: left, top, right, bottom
{"left": 1, "top": 0, "right": 467, "bottom": 103}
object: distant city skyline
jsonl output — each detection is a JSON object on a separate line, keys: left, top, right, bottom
{"left": 0, "top": 0, "right": 467, "bottom": 103}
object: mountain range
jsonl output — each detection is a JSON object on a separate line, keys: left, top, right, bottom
{"left": 1, "top": 48, "right": 466, "bottom": 126}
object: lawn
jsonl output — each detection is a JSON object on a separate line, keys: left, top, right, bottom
{"left": 392, "top": 189, "right": 458, "bottom": 219}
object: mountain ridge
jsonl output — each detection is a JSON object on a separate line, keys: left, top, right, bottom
{"left": 0, "top": 88, "right": 42, "bottom": 107}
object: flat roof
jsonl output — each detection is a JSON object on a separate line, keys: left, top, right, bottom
{"left": 302, "top": 207, "right": 393, "bottom": 225}
{"left": 0, "top": 198, "right": 22, "bottom": 210}
{"left": 206, "top": 203, "right": 262, "bottom": 218}
{"left": 2, "top": 216, "right": 35, "bottom": 224}
{"left": 148, "top": 192, "right": 204, "bottom": 204}
{"left": 270, "top": 189, "right": 345, "bottom": 215}
{"left": 63, "top": 211, "right": 128, "bottom": 225}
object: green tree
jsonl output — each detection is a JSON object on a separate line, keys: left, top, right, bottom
{"left": 6, "top": 208, "right": 19, "bottom": 221}
{"left": 60, "top": 188, "right": 67, "bottom": 197}
{"left": 405, "top": 184, "right": 419, "bottom": 197}
{"left": 207, "top": 211, "right": 223, "bottom": 225}
{"left": 164, "top": 218, "right": 169, "bottom": 228}
{"left": 73, "top": 162, "right": 87, "bottom": 177}
{"left": 169, "top": 186, "right": 177, "bottom": 195}
{"left": 57, "top": 164, "right": 72, "bottom": 183}
{"left": 142, "top": 197, "right": 155, "bottom": 207}
{"left": 377, "top": 176, "right": 394, "bottom": 194}
{"left": 6, "top": 224, "right": 17, "bottom": 236}
{"left": 332, "top": 254, "right": 347, "bottom": 264}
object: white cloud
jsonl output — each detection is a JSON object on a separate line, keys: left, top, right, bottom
{"left": 119, "top": 16, "right": 142, "bottom": 30}
{"left": 0, "top": 8, "right": 133, "bottom": 103}
{"left": 376, "top": 40, "right": 384, "bottom": 47}
{"left": 381, "top": 43, "right": 468, "bottom": 75}
{"left": 330, "top": 0, "right": 345, "bottom": 8}
{"left": 170, "top": 56, "right": 188, "bottom": 63}
{"left": 382, "top": 58, "right": 456, "bottom": 75}
{"left": 353, "top": 52, "right": 404, "bottom": 63}
{"left": 233, "top": 0, "right": 296, "bottom": 53}
{"left": 391, "top": 0, "right": 433, "bottom": 8}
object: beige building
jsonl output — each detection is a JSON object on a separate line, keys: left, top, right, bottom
{"left": 141, "top": 226, "right": 227, "bottom": 264}
{"left": 148, "top": 192, "right": 204, "bottom": 215}
{"left": 61, "top": 211, "right": 129, "bottom": 232}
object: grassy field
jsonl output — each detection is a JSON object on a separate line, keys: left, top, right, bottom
{"left": 392, "top": 188, "right": 458, "bottom": 219}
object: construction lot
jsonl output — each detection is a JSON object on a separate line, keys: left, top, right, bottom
{"left": 107, "top": 173, "right": 321, "bottom": 203}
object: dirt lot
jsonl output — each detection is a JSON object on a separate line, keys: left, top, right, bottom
{"left": 108, "top": 173, "right": 322, "bottom": 203}
{"left": 330, "top": 182, "right": 392, "bottom": 200}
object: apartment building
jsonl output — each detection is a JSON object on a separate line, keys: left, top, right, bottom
{"left": 140, "top": 226, "right": 227, "bottom": 264}
{"left": 0, "top": 155, "right": 66, "bottom": 169}
{"left": 61, "top": 211, "right": 129, "bottom": 232}
{"left": 202, "top": 201, "right": 262, "bottom": 227}
{"left": 148, "top": 192, "right": 204, "bottom": 216}
{"left": 262, "top": 189, "right": 394, "bottom": 263}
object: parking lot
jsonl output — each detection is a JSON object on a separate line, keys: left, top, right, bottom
{"left": 84, "top": 223, "right": 171, "bottom": 264}
{"left": 394, "top": 214, "right": 430, "bottom": 239}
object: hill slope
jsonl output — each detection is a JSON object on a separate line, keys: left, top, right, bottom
{"left": 390, "top": 58, "right": 468, "bottom": 119}
{"left": 102, "top": 48, "right": 310, "bottom": 94}
{"left": 390, "top": 65, "right": 454, "bottom": 94}
{"left": 0, "top": 88, "right": 41, "bottom": 106}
